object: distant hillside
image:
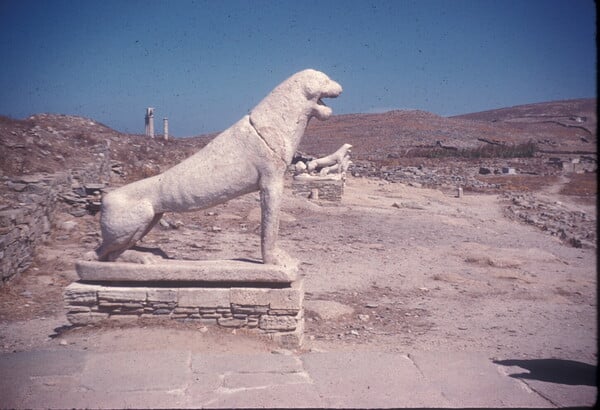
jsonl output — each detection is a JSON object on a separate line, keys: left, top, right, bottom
{"left": 453, "top": 98, "right": 596, "bottom": 132}
{"left": 0, "top": 114, "right": 209, "bottom": 179}
{"left": 1, "top": 98, "right": 596, "bottom": 178}
{"left": 301, "top": 99, "right": 596, "bottom": 159}
{"left": 453, "top": 98, "right": 596, "bottom": 144}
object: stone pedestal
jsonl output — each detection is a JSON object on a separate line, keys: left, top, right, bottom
{"left": 292, "top": 174, "right": 344, "bottom": 201}
{"left": 64, "top": 260, "right": 305, "bottom": 348}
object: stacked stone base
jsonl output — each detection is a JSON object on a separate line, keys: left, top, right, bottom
{"left": 64, "top": 279, "right": 304, "bottom": 348}
{"left": 292, "top": 176, "right": 344, "bottom": 201}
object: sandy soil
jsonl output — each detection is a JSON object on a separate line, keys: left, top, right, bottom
{"left": 0, "top": 177, "right": 596, "bottom": 364}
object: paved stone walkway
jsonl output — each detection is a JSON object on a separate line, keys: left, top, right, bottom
{"left": 1, "top": 349, "right": 596, "bottom": 408}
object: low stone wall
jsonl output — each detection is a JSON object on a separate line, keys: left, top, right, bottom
{"left": 502, "top": 193, "right": 596, "bottom": 248}
{"left": 291, "top": 177, "right": 344, "bottom": 201}
{"left": 1, "top": 145, "right": 111, "bottom": 286}
{"left": 64, "top": 280, "right": 305, "bottom": 348}
{"left": 0, "top": 172, "right": 71, "bottom": 284}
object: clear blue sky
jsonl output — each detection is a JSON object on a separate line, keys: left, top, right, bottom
{"left": 0, "top": 0, "right": 596, "bottom": 137}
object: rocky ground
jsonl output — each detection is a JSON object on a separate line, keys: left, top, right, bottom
{"left": 0, "top": 100, "right": 596, "bottom": 375}
{"left": 0, "top": 175, "right": 596, "bottom": 366}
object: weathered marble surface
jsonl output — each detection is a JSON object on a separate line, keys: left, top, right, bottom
{"left": 76, "top": 259, "right": 298, "bottom": 283}
{"left": 306, "top": 143, "right": 352, "bottom": 174}
{"left": 95, "top": 69, "right": 342, "bottom": 265}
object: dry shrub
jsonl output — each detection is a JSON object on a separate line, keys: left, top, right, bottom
{"left": 408, "top": 141, "right": 537, "bottom": 159}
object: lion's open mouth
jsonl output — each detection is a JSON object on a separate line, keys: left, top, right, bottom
{"left": 317, "top": 98, "right": 326, "bottom": 106}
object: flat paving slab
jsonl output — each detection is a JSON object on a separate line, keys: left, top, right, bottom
{"left": 81, "top": 350, "right": 191, "bottom": 392}
{"left": 75, "top": 259, "right": 298, "bottom": 283}
{"left": 408, "top": 351, "right": 552, "bottom": 407}
{"left": 492, "top": 358, "right": 598, "bottom": 407}
{"left": 0, "top": 348, "right": 596, "bottom": 408}
{"left": 301, "top": 351, "right": 451, "bottom": 407}
{"left": 0, "top": 350, "right": 87, "bottom": 408}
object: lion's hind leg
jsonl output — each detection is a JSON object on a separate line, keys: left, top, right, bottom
{"left": 96, "top": 225, "right": 148, "bottom": 261}
{"left": 95, "top": 200, "right": 159, "bottom": 262}
{"left": 138, "top": 212, "right": 164, "bottom": 242}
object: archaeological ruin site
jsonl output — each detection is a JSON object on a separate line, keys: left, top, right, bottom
{"left": 0, "top": 76, "right": 596, "bottom": 406}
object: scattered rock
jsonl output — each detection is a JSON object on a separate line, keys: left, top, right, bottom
{"left": 503, "top": 193, "right": 596, "bottom": 248}
{"left": 305, "top": 300, "right": 354, "bottom": 320}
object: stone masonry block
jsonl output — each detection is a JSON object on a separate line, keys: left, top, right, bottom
{"left": 66, "top": 312, "right": 93, "bottom": 326}
{"left": 231, "top": 304, "right": 270, "bottom": 315}
{"left": 121, "top": 302, "right": 144, "bottom": 309}
{"left": 150, "top": 302, "right": 176, "bottom": 309}
{"left": 97, "top": 301, "right": 126, "bottom": 308}
{"left": 64, "top": 282, "right": 99, "bottom": 305}
{"left": 67, "top": 311, "right": 109, "bottom": 326}
{"left": 178, "top": 288, "right": 230, "bottom": 307}
{"left": 66, "top": 305, "right": 91, "bottom": 313}
{"left": 109, "top": 315, "right": 140, "bottom": 324}
{"left": 218, "top": 317, "right": 247, "bottom": 328}
{"left": 230, "top": 279, "right": 304, "bottom": 310}
{"left": 97, "top": 287, "right": 148, "bottom": 303}
{"left": 271, "top": 326, "right": 304, "bottom": 349}
{"left": 268, "top": 308, "right": 301, "bottom": 316}
{"left": 147, "top": 289, "right": 178, "bottom": 303}
{"left": 174, "top": 307, "right": 198, "bottom": 314}
{"left": 259, "top": 315, "right": 298, "bottom": 331}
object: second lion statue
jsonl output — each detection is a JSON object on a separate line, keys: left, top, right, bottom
{"left": 94, "top": 69, "right": 343, "bottom": 265}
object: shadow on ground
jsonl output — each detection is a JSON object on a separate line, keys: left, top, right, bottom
{"left": 494, "top": 358, "right": 597, "bottom": 386}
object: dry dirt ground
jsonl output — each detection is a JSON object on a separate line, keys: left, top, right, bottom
{"left": 0, "top": 177, "right": 596, "bottom": 365}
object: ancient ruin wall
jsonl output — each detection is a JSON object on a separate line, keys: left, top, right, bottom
{"left": 0, "top": 144, "right": 111, "bottom": 285}
{"left": 0, "top": 172, "right": 70, "bottom": 284}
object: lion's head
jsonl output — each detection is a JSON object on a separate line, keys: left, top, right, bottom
{"left": 298, "top": 69, "right": 343, "bottom": 120}
{"left": 249, "top": 69, "right": 342, "bottom": 164}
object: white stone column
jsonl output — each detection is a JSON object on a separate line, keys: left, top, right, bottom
{"left": 145, "top": 107, "right": 154, "bottom": 138}
{"left": 163, "top": 117, "right": 169, "bottom": 141}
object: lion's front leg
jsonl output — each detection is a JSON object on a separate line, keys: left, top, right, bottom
{"left": 259, "top": 176, "right": 289, "bottom": 265}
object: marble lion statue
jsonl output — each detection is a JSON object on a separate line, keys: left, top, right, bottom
{"left": 307, "top": 143, "right": 352, "bottom": 174}
{"left": 94, "top": 69, "right": 342, "bottom": 265}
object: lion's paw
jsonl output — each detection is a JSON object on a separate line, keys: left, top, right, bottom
{"left": 118, "top": 250, "right": 163, "bottom": 264}
{"left": 83, "top": 250, "right": 98, "bottom": 261}
{"left": 263, "top": 248, "right": 296, "bottom": 267}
